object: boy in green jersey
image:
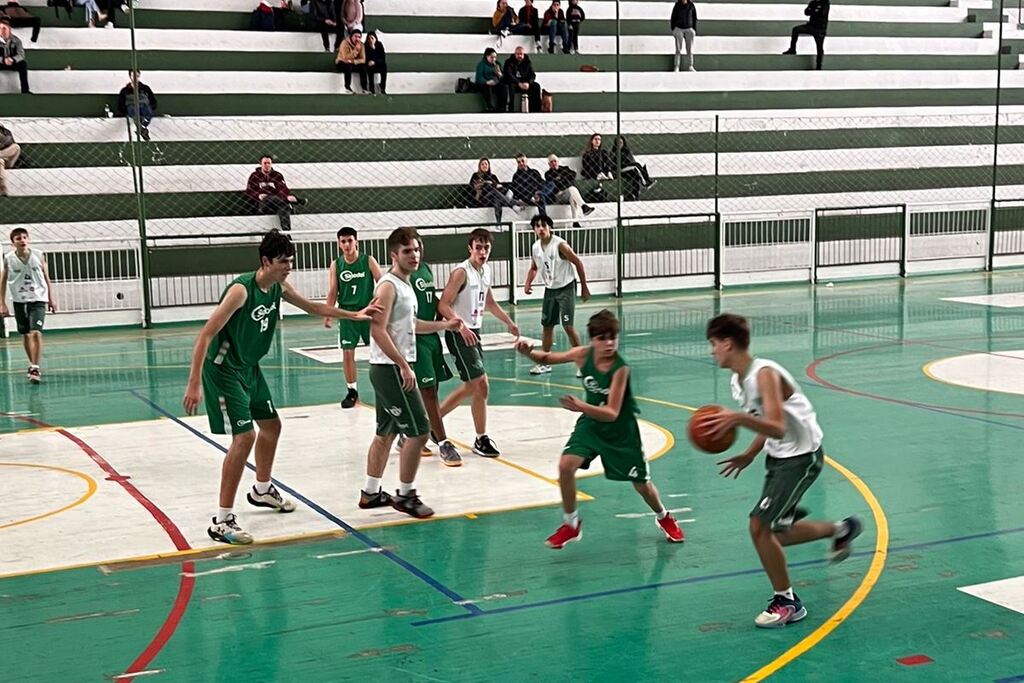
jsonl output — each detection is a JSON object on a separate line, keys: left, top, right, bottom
{"left": 359, "top": 228, "right": 461, "bottom": 518}
{"left": 184, "top": 230, "right": 379, "bottom": 545}
{"left": 516, "top": 309, "right": 684, "bottom": 549}
{"left": 324, "top": 226, "right": 382, "bottom": 408}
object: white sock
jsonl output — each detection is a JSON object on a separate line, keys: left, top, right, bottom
{"left": 655, "top": 509, "right": 668, "bottom": 520}
{"left": 29, "top": 363, "right": 39, "bottom": 369}
{"left": 563, "top": 510, "right": 580, "bottom": 528}
{"left": 399, "top": 481, "right": 414, "bottom": 496}
{"left": 347, "top": 382, "right": 357, "bottom": 390}
{"left": 832, "top": 520, "right": 847, "bottom": 537}
{"left": 254, "top": 480, "right": 271, "bottom": 495}
{"left": 476, "top": 433, "right": 486, "bottom": 440}
{"left": 363, "top": 476, "right": 382, "bottom": 494}
{"left": 775, "top": 587, "right": 795, "bottom": 601}
{"left": 216, "top": 507, "right": 233, "bottom": 523}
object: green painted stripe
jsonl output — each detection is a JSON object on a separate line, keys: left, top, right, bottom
{"left": 5, "top": 165, "right": 1023, "bottom": 224}
{"left": 28, "top": 51, "right": 1017, "bottom": 73}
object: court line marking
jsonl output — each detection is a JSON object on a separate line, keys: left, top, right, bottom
{"left": 922, "top": 356, "right": 1024, "bottom": 398}
{"left": 0, "top": 462, "right": 98, "bottom": 531}
{"left": 128, "top": 390, "right": 483, "bottom": 616}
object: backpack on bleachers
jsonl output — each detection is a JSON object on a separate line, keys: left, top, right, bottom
{"left": 541, "top": 90, "right": 554, "bottom": 113}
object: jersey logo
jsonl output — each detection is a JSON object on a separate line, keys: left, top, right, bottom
{"left": 583, "top": 376, "right": 609, "bottom": 396}
{"left": 759, "top": 496, "right": 771, "bottom": 510}
{"left": 386, "top": 406, "right": 403, "bottom": 417}
{"left": 627, "top": 466, "right": 638, "bottom": 479}
{"left": 414, "top": 277, "right": 431, "bottom": 292}
{"left": 251, "top": 302, "right": 278, "bottom": 333}
{"left": 420, "top": 376, "right": 434, "bottom": 384}
{"left": 340, "top": 270, "right": 366, "bottom": 283}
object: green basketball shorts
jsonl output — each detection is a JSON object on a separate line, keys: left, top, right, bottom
{"left": 413, "top": 333, "right": 453, "bottom": 389}
{"left": 202, "top": 362, "right": 277, "bottom": 435}
{"left": 562, "top": 416, "right": 648, "bottom": 482}
{"left": 751, "top": 447, "right": 824, "bottom": 532}
{"left": 369, "top": 363, "right": 431, "bottom": 437}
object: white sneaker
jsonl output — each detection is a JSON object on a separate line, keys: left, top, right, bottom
{"left": 208, "top": 514, "right": 253, "bottom": 545}
{"left": 247, "top": 484, "right": 296, "bottom": 512}
{"left": 576, "top": 367, "right": 583, "bottom": 378}
{"left": 689, "top": 66, "right": 696, "bottom": 72}
{"left": 530, "top": 364, "right": 552, "bottom": 375}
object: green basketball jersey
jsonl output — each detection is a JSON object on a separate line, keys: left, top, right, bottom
{"left": 206, "top": 271, "right": 281, "bottom": 370}
{"left": 411, "top": 262, "right": 439, "bottom": 325}
{"left": 335, "top": 252, "right": 374, "bottom": 311}
{"left": 579, "top": 347, "right": 640, "bottom": 429}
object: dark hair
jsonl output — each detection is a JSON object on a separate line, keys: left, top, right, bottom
{"left": 350, "top": 28, "right": 362, "bottom": 35}
{"left": 468, "top": 228, "right": 493, "bottom": 246}
{"left": 515, "top": 152, "right": 526, "bottom": 161}
{"left": 388, "top": 227, "right": 420, "bottom": 254}
{"left": 259, "top": 229, "right": 295, "bottom": 264}
{"left": 337, "top": 226, "right": 357, "bottom": 239}
{"left": 260, "top": 155, "right": 273, "bottom": 163}
{"left": 0, "top": 17, "right": 10, "bottom": 26}
{"left": 531, "top": 214, "right": 553, "bottom": 229}
{"left": 484, "top": 47, "right": 497, "bottom": 58}
{"left": 706, "top": 313, "right": 750, "bottom": 350}
{"left": 587, "top": 309, "right": 620, "bottom": 339}
{"left": 10, "top": 227, "right": 28, "bottom": 241}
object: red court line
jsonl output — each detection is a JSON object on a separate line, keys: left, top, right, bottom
{"left": 806, "top": 345, "right": 1024, "bottom": 420}
{"left": 2, "top": 413, "right": 195, "bottom": 682}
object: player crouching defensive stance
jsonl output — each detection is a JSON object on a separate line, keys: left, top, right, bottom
{"left": 516, "top": 309, "right": 684, "bottom": 549}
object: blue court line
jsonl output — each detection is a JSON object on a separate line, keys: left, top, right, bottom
{"left": 128, "top": 390, "right": 482, "bottom": 616}
{"left": 996, "top": 676, "right": 1024, "bottom": 683}
{"left": 412, "top": 524, "right": 1024, "bottom": 627}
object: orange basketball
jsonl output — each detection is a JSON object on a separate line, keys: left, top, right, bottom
{"left": 687, "top": 405, "right": 737, "bottom": 454}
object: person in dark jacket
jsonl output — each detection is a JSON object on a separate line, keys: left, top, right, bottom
{"left": 503, "top": 46, "right": 542, "bottom": 112}
{"left": 245, "top": 156, "right": 306, "bottom": 231}
{"left": 542, "top": 0, "right": 569, "bottom": 54}
{"left": 365, "top": 30, "right": 387, "bottom": 95}
{"left": 581, "top": 133, "right": 614, "bottom": 180}
{"left": 116, "top": 70, "right": 158, "bottom": 141}
{"left": 518, "top": 0, "right": 541, "bottom": 51}
{"left": 469, "top": 157, "right": 519, "bottom": 225}
{"left": 783, "top": 0, "right": 829, "bottom": 70}
{"left": 565, "top": 0, "right": 585, "bottom": 54}
{"left": 545, "top": 154, "right": 593, "bottom": 227}
{"left": 512, "top": 154, "right": 555, "bottom": 216}
{"left": 670, "top": 0, "right": 697, "bottom": 72}
{"left": 0, "top": 18, "right": 29, "bottom": 94}
{"left": 475, "top": 47, "right": 507, "bottom": 112}
{"left": 0, "top": 1, "right": 41, "bottom": 42}
{"left": 616, "top": 136, "right": 656, "bottom": 201}
{"left": 308, "top": 0, "right": 341, "bottom": 52}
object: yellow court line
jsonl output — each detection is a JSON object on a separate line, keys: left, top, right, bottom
{"left": 0, "top": 462, "right": 98, "bottom": 531}
{"left": 741, "top": 455, "right": 889, "bottom": 682}
{"left": 922, "top": 357, "right": 1024, "bottom": 398}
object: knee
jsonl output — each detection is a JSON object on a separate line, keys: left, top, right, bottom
{"left": 233, "top": 431, "right": 257, "bottom": 451}
{"left": 474, "top": 376, "right": 489, "bottom": 399}
{"left": 749, "top": 516, "right": 771, "bottom": 540}
{"left": 558, "top": 457, "right": 580, "bottom": 477}
{"left": 258, "top": 417, "right": 282, "bottom": 439}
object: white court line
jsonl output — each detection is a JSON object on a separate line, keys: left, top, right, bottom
{"left": 314, "top": 547, "right": 386, "bottom": 560}
{"left": 626, "top": 332, "right": 653, "bottom": 337}
{"left": 113, "top": 670, "right": 165, "bottom": 679}
{"left": 181, "top": 560, "right": 276, "bottom": 578}
{"left": 667, "top": 493, "right": 689, "bottom": 498}
{"left": 958, "top": 575, "right": 1024, "bottom": 615}
{"left": 510, "top": 392, "right": 539, "bottom": 397}
{"left": 615, "top": 507, "right": 692, "bottom": 519}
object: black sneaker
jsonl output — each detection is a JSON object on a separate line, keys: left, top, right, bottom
{"left": 829, "top": 516, "right": 863, "bottom": 564}
{"left": 341, "top": 388, "right": 358, "bottom": 409}
{"left": 359, "top": 488, "right": 394, "bottom": 509}
{"left": 140, "top": 126, "right": 151, "bottom": 141}
{"left": 393, "top": 489, "right": 434, "bottom": 518}
{"left": 473, "top": 435, "right": 500, "bottom": 457}
{"left": 582, "top": 204, "right": 595, "bottom": 216}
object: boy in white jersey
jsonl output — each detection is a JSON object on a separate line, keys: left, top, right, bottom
{"left": 438, "top": 228, "right": 520, "bottom": 457}
{"left": 359, "top": 228, "right": 461, "bottom": 518}
{"left": 522, "top": 214, "right": 590, "bottom": 376}
{"left": 0, "top": 228, "right": 56, "bottom": 383}
{"left": 703, "top": 313, "right": 863, "bottom": 629}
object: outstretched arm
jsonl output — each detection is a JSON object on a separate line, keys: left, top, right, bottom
{"left": 516, "top": 340, "right": 587, "bottom": 366}
{"left": 283, "top": 280, "right": 380, "bottom": 320}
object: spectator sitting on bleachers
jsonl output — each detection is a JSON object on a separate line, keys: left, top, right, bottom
{"left": 1, "top": 2, "right": 40, "bottom": 43}
{"left": 783, "top": 0, "right": 829, "bottom": 70}
{"left": 73, "top": 0, "right": 107, "bottom": 27}
{"left": 492, "top": 0, "right": 516, "bottom": 37}
{"left": 0, "top": 121, "right": 20, "bottom": 196}
{"left": 565, "top": 0, "right": 585, "bottom": 55}
{"left": 542, "top": 0, "right": 569, "bottom": 54}
{"left": 616, "top": 136, "right": 656, "bottom": 200}
{"left": 518, "top": 0, "right": 542, "bottom": 52}
{"left": 512, "top": 153, "right": 555, "bottom": 216}
{"left": 365, "top": 31, "right": 387, "bottom": 95}
{"left": 469, "top": 158, "right": 520, "bottom": 225}
{"left": 340, "top": 0, "right": 362, "bottom": 35}
{"left": 581, "top": 133, "right": 614, "bottom": 180}
{"left": 335, "top": 28, "right": 368, "bottom": 94}
{"left": 670, "top": 0, "right": 697, "bottom": 72}
{"left": 503, "top": 46, "right": 542, "bottom": 112}
{"left": 0, "top": 18, "right": 30, "bottom": 94}
{"left": 308, "top": 0, "right": 341, "bottom": 51}
{"left": 475, "top": 47, "right": 507, "bottom": 112}
{"left": 117, "top": 70, "right": 158, "bottom": 141}
{"left": 545, "top": 155, "right": 594, "bottom": 227}
{"left": 245, "top": 156, "right": 306, "bottom": 231}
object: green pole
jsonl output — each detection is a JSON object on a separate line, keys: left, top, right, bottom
{"left": 127, "top": 4, "right": 153, "bottom": 327}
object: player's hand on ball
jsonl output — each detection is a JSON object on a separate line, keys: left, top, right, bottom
{"left": 701, "top": 409, "right": 741, "bottom": 439}
{"left": 559, "top": 394, "right": 585, "bottom": 412}
{"left": 400, "top": 364, "right": 417, "bottom": 391}
{"left": 717, "top": 453, "right": 754, "bottom": 479}
{"left": 183, "top": 382, "right": 202, "bottom": 415}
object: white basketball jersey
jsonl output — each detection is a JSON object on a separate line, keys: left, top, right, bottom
{"left": 531, "top": 236, "right": 576, "bottom": 289}
{"left": 730, "top": 358, "right": 823, "bottom": 459}
{"left": 369, "top": 273, "right": 417, "bottom": 365}
{"left": 451, "top": 259, "right": 490, "bottom": 330}
{"left": 4, "top": 250, "right": 48, "bottom": 304}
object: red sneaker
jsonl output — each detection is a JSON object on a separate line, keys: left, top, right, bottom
{"left": 657, "top": 514, "right": 685, "bottom": 543}
{"left": 546, "top": 521, "right": 582, "bottom": 549}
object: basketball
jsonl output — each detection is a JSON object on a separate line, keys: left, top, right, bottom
{"left": 687, "top": 405, "right": 737, "bottom": 454}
